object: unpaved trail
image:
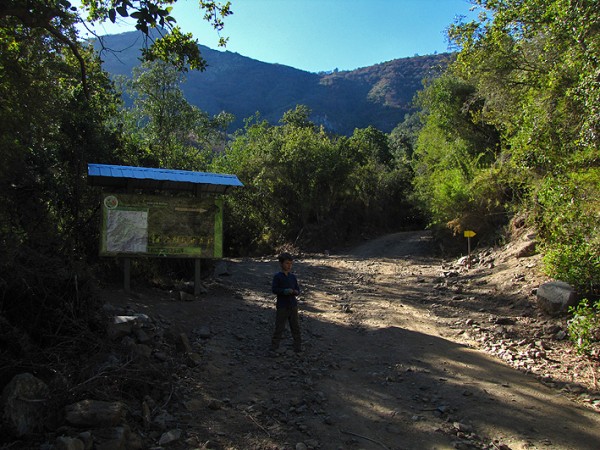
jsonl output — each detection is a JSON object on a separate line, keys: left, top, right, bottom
{"left": 114, "top": 231, "right": 600, "bottom": 449}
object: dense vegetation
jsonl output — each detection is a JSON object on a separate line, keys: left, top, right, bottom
{"left": 410, "top": 0, "right": 599, "bottom": 300}
{"left": 0, "top": 0, "right": 598, "bottom": 360}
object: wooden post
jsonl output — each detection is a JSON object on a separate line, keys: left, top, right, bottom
{"left": 463, "top": 230, "right": 476, "bottom": 270}
{"left": 467, "top": 237, "right": 472, "bottom": 269}
{"left": 123, "top": 257, "right": 131, "bottom": 293}
{"left": 194, "top": 259, "right": 201, "bottom": 296}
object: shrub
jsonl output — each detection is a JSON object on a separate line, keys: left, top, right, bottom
{"left": 568, "top": 299, "right": 600, "bottom": 356}
{"left": 536, "top": 168, "right": 600, "bottom": 296}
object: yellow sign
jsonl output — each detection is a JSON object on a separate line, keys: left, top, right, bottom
{"left": 464, "top": 230, "right": 476, "bottom": 238}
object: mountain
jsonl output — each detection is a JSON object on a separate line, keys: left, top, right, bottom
{"left": 95, "top": 31, "right": 452, "bottom": 135}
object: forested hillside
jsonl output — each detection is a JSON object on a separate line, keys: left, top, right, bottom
{"left": 96, "top": 31, "right": 450, "bottom": 134}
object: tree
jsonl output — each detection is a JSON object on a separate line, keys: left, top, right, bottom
{"left": 410, "top": 72, "right": 504, "bottom": 232}
{"left": 212, "top": 107, "right": 421, "bottom": 254}
{"left": 447, "top": 0, "right": 599, "bottom": 169}
{"left": 120, "top": 60, "right": 233, "bottom": 169}
{"left": 0, "top": 20, "right": 123, "bottom": 340}
{"left": 389, "top": 112, "right": 422, "bottom": 163}
{"left": 0, "top": 0, "right": 235, "bottom": 342}
{"left": 1, "top": 0, "right": 232, "bottom": 97}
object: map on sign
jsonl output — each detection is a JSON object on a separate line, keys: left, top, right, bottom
{"left": 105, "top": 209, "right": 148, "bottom": 253}
{"left": 100, "top": 193, "right": 223, "bottom": 258}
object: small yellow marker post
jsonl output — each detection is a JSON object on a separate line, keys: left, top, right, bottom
{"left": 464, "top": 230, "right": 476, "bottom": 268}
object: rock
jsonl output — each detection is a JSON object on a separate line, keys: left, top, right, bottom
{"left": 153, "top": 351, "right": 169, "bottom": 361}
{"left": 132, "top": 344, "right": 152, "bottom": 358}
{"left": 92, "top": 426, "right": 133, "bottom": 450}
{"left": 183, "top": 399, "right": 203, "bottom": 412}
{"left": 305, "top": 440, "right": 320, "bottom": 449}
{"left": 55, "top": 436, "right": 85, "bottom": 450}
{"left": 208, "top": 399, "right": 224, "bottom": 410}
{"left": 495, "top": 317, "right": 516, "bottom": 325}
{"left": 1, "top": 373, "right": 49, "bottom": 437}
{"left": 179, "top": 291, "right": 196, "bottom": 302}
{"left": 536, "top": 281, "right": 578, "bottom": 315}
{"left": 153, "top": 410, "right": 176, "bottom": 429}
{"left": 159, "top": 429, "right": 182, "bottom": 445}
{"left": 555, "top": 330, "right": 567, "bottom": 340}
{"left": 114, "top": 315, "right": 139, "bottom": 324}
{"left": 142, "top": 401, "right": 152, "bottom": 428}
{"left": 213, "top": 260, "right": 230, "bottom": 276}
{"left": 453, "top": 422, "right": 472, "bottom": 433}
{"left": 187, "top": 352, "right": 203, "bottom": 366}
{"left": 64, "top": 400, "right": 126, "bottom": 427}
{"left": 175, "top": 332, "right": 194, "bottom": 353}
{"left": 107, "top": 316, "right": 137, "bottom": 340}
{"left": 195, "top": 325, "right": 212, "bottom": 339}
{"left": 516, "top": 240, "right": 537, "bottom": 257}
{"left": 457, "top": 256, "right": 469, "bottom": 266}
{"left": 134, "top": 328, "right": 152, "bottom": 344}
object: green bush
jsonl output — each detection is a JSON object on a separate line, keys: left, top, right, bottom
{"left": 568, "top": 299, "right": 600, "bottom": 356}
{"left": 536, "top": 168, "right": 600, "bottom": 296}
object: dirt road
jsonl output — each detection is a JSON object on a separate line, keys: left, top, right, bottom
{"left": 114, "top": 231, "right": 600, "bottom": 450}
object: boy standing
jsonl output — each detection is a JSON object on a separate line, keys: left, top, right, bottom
{"left": 271, "top": 252, "right": 302, "bottom": 353}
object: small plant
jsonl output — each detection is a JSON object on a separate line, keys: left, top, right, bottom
{"left": 567, "top": 299, "right": 600, "bottom": 356}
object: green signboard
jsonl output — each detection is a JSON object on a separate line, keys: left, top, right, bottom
{"left": 100, "top": 193, "right": 223, "bottom": 258}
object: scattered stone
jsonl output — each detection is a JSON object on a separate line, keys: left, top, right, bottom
{"left": 516, "top": 240, "right": 537, "bottom": 257}
{"left": 555, "top": 330, "right": 567, "bottom": 340}
{"left": 187, "top": 352, "right": 203, "bottom": 366}
{"left": 107, "top": 319, "right": 134, "bottom": 340}
{"left": 55, "top": 436, "right": 85, "bottom": 450}
{"left": 92, "top": 426, "right": 135, "bottom": 450}
{"left": 304, "top": 439, "right": 319, "bottom": 449}
{"left": 133, "top": 344, "right": 152, "bottom": 358}
{"left": 195, "top": 325, "right": 212, "bottom": 339}
{"left": 159, "top": 429, "right": 182, "bottom": 445}
{"left": 214, "top": 260, "right": 230, "bottom": 276}
{"left": 179, "top": 291, "right": 197, "bottom": 302}
{"left": 208, "top": 399, "right": 224, "bottom": 410}
{"left": 495, "top": 317, "right": 516, "bottom": 325}
{"left": 457, "top": 256, "right": 469, "bottom": 266}
{"left": 453, "top": 422, "right": 472, "bottom": 433}
{"left": 183, "top": 399, "right": 203, "bottom": 412}
{"left": 153, "top": 351, "right": 170, "bottom": 361}
{"left": 153, "top": 410, "right": 176, "bottom": 429}
{"left": 134, "top": 328, "right": 152, "bottom": 344}
{"left": 175, "top": 332, "right": 194, "bottom": 353}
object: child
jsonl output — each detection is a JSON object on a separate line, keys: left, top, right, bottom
{"left": 271, "top": 252, "right": 302, "bottom": 353}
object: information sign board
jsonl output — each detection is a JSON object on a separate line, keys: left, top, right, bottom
{"left": 100, "top": 193, "right": 223, "bottom": 258}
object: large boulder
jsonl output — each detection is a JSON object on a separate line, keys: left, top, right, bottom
{"left": 536, "top": 280, "right": 578, "bottom": 315}
{"left": 1, "top": 373, "right": 49, "bottom": 437}
{"left": 64, "top": 399, "right": 126, "bottom": 427}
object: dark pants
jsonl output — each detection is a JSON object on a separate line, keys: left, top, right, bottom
{"left": 271, "top": 305, "right": 301, "bottom": 351}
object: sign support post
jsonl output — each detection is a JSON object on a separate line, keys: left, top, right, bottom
{"left": 194, "top": 259, "right": 202, "bottom": 296}
{"left": 463, "top": 230, "right": 476, "bottom": 269}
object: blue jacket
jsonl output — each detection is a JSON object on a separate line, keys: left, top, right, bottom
{"left": 272, "top": 271, "right": 300, "bottom": 308}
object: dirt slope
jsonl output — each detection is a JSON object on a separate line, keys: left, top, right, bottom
{"left": 105, "top": 230, "right": 600, "bottom": 450}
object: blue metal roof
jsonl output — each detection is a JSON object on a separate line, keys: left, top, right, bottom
{"left": 87, "top": 164, "right": 243, "bottom": 194}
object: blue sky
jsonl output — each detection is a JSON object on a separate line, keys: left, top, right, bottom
{"left": 80, "top": 0, "right": 478, "bottom": 73}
